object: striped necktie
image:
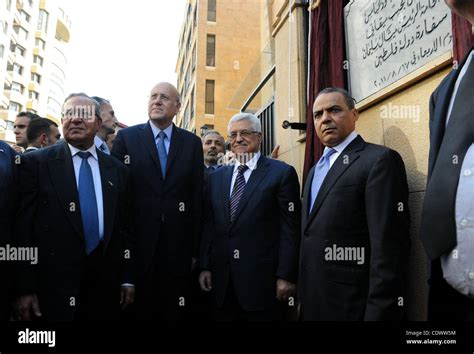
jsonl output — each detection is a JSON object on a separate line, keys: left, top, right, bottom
{"left": 229, "top": 164, "right": 249, "bottom": 222}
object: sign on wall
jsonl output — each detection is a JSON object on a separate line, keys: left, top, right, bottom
{"left": 344, "top": 0, "right": 453, "bottom": 103}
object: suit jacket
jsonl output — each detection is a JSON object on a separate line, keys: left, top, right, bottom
{"left": 422, "top": 51, "right": 474, "bottom": 319}
{"left": 16, "top": 141, "right": 133, "bottom": 321}
{"left": 0, "top": 141, "right": 19, "bottom": 319}
{"left": 112, "top": 122, "right": 204, "bottom": 281}
{"left": 200, "top": 155, "right": 301, "bottom": 311}
{"left": 299, "top": 135, "right": 410, "bottom": 321}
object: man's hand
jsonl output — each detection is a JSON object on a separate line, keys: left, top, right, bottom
{"left": 276, "top": 278, "right": 296, "bottom": 302}
{"left": 120, "top": 285, "right": 135, "bottom": 310}
{"left": 271, "top": 144, "right": 280, "bottom": 159}
{"left": 199, "top": 271, "right": 212, "bottom": 291}
{"left": 11, "top": 144, "right": 24, "bottom": 154}
{"left": 15, "top": 294, "right": 41, "bottom": 321}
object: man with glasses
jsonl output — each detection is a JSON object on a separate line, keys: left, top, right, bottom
{"left": 199, "top": 113, "right": 301, "bottom": 321}
{"left": 14, "top": 93, "right": 134, "bottom": 321}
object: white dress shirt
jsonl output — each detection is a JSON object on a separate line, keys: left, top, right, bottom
{"left": 149, "top": 121, "right": 173, "bottom": 154}
{"left": 94, "top": 135, "right": 110, "bottom": 155}
{"left": 229, "top": 151, "right": 261, "bottom": 197}
{"left": 68, "top": 143, "right": 104, "bottom": 241}
{"left": 440, "top": 50, "right": 474, "bottom": 298}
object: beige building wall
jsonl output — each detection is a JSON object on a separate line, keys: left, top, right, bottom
{"left": 176, "top": 0, "right": 261, "bottom": 138}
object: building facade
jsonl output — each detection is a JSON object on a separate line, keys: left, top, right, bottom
{"left": 175, "top": 0, "right": 261, "bottom": 138}
{"left": 0, "top": 0, "right": 71, "bottom": 143}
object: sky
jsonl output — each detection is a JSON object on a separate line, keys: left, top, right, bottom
{"left": 62, "top": 0, "right": 187, "bottom": 127}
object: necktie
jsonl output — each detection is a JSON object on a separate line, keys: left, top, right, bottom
{"left": 99, "top": 142, "right": 110, "bottom": 155}
{"left": 421, "top": 57, "right": 474, "bottom": 260}
{"left": 208, "top": 165, "right": 216, "bottom": 172}
{"left": 309, "top": 147, "right": 337, "bottom": 214}
{"left": 77, "top": 151, "right": 100, "bottom": 255}
{"left": 230, "top": 164, "right": 249, "bottom": 222}
{"left": 156, "top": 131, "right": 168, "bottom": 178}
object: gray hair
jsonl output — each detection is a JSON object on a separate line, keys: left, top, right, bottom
{"left": 202, "top": 130, "right": 225, "bottom": 143}
{"left": 227, "top": 113, "right": 261, "bottom": 134}
{"left": 62, "top": 93, "right": 101, "bottom": 120}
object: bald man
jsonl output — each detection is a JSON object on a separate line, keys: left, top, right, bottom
{"left": 112, "top": 82, "right": 204, "bottom": 322}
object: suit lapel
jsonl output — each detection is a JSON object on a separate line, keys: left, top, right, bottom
{"left": 98, "top": 150, "right": 118, "bottom": 251}
{"left": 140, "top": 122, "right": 163, "bottom": 176}
{"left": 305, "top": 136, "right": 364, "bottom": 231}
{"left": 47, "top": 142, "right": 84, "bottom": 240}
{"left": 166, "top": 124, "right": 183, "bottom": 175}
{"left": 230, "top": 155, "right": 270, "bottom": 229}
{"left": 302, "top": 166, "right": 315, "bottom": 227}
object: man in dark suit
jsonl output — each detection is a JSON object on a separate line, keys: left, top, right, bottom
{"left": 24, "top": 118, "right": 61, "bottom": 153}
{"left": 420, "top": 0, "right": 474, "bottom": 321}
{"left": 0, "top": 140, "right": 19, "bottom": 320}
{"left": 202, "top": 130, "right": 225, "bottom": 173}
{"left": 299, "top": 88, "right": 410, "bottom": 321}
{"left": 199, "top": 113, "right": 301, "bottom": 321}
{"left": 14, "top": 93, "right": 135, "bottom": 321}
{"left": 112, "top": 82, "right": 204, "bottom": 322}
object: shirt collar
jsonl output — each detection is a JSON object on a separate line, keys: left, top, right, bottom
{"left": 149, "top": 121, "right": 174, "bottom": 141}
{"left": 94, "top": 135, "right": 106, "bottom": 149}
{"left": 69, "top": 142, "right": 98, "bottom": 161}
{"left": 326, "top": 130, "right": 358, "bottom": 154}
{"left": 233, "top": 151, "right": 261, "bottom": 173}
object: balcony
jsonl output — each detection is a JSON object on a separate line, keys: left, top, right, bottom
{"left": 55, "top": 8, "right": 71, "bottom": 43}
{"left": 28, "top": 81, "right": 39, "bottom": 92}
{"left": 31, "top": 63, "right": 43, "bottom": 76}
{"left": 16, "top": 0, "right": 33, "bottom": 15}
{"left": 9, "top": 89, "right": 24, "bottom": 105}
{"left": 26, "top": 98, "right": 38, "bottom": 111}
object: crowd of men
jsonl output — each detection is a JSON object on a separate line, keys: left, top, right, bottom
{"left": 0, "top": 0, "right": 472, "bottom": 323}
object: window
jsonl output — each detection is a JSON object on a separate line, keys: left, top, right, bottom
{"left": 15, "top": 45, "right": 25, "bottom": 57}
{"left": 6, "top": 0, "right": 12, "bottom": 11}
{"left": 14, "top": 26, "right": 28, "bottom": 41}
{"left": 31, "top": 73, "right": 41, "bottom": 84}
{"left": 33, "top": 55, "right": 43, "bottom": 66}
{"left": 256, "top": 101, "right": 275, "bottom": 156}
{"left": 205, "top": 80, "right": 215, "bottom": 115}
{"left": 6, "top": 120, "right": 14, "bottom": 131}
{"left": 1, "top": 20, "right": 7, "bottom": 35}
{"left": 0, "top": 45, "right": 4, "bottom": 59}
{"left": 13, "top": 64, "right": 23, "bottom": 75}
{"left": 19, "top": 10, "right": 30, "bottom": 23}
{"left": 37, "top": 9, "right": 49, "bottom": 34}
{"left": 208, "top": 0, "right": 216, "bottom": 22}
{"left": 11, "top": 82, "right": 24, "bottom": 93}
{"left": 29, "top": 90, "right": 39, "bottom": 100}
{"left": 206, "top": 34, "right": 215, "bottom": 67}
{"left": 192, "top": 45, "right": 196, "bottom": 72}
{"left": 9, "top": 102, "right": 22, "bottom": 112}
{"left": 190, "top": 87, "right": 195, "bottom": 118}
{"left": 35, "top": 38, "right": 46, "bottom": 50}
{"left": 183, "top": 103, "right": 190, "bottom": 130}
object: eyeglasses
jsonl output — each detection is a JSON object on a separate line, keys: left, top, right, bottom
{"left": 228, "top": 130, "right": 260, "bottom": 140}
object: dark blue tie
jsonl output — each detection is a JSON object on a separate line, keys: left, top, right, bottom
{"left": 77, "top": 151, "right": 100, "bottom": 255}
{"left": 229, "top": 164, "right": 249, "bottom": 222}
{"left": 156, "top": 131, "right": 168, "bottom": 178}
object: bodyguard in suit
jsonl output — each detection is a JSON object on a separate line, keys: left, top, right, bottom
{"left": 299, "top": 88, "right": 410, "bottom": 321}
{"left": 420, "top": 0, "right": 474, "bottom": 321}
{"left": 112, "top": 82, "right": 204, "bottom": 322}
{"left": 199, "top": 113, "right": 301, "bottom": 321}
{"left": 0, "top": 141, "right": 19, "bottom": 320}
{"left": 14, "top": 93, "right": 135, "bottom": 321}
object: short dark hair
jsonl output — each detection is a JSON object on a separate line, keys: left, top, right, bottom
{"left": 26, "top": 118, "right": 57, "bottom": 142}
{"left": 62, "top": 93, "right": 101, "bottom": 120}
{"left": 91, "top": 96, "right": 110, "bottom": 105}
{"left": 202, "top": 130, "right": 224, "bottom": 143}
{"left": 16, "top": 111, "right": 41, "bottom": 121}
{"left": 316, "top": 88, "right": 356, "bottom": 110}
